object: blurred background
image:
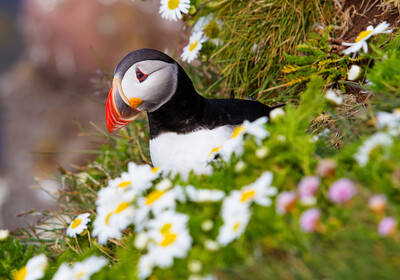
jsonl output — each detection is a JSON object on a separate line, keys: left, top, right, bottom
{"left": 0, "top": 0, "right": 181, "bottom": 230}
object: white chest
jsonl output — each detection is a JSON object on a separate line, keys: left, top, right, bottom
{"left": 149, "top": 126, "right": 233, "bottom": 177}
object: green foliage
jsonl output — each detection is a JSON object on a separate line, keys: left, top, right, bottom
{"left": 367, "top": 32, "right": 400, "bottom": 110}
{"left": 0, "top": 237, "right": 42, "bottom": 279}
{"left": 283, "top": 27, "right": 362, "bottom": 92}
{"left": 195, "top": 0, "right": 335, "bottom": 102}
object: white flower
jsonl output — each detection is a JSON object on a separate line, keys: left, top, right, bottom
{"left": 138, "top": 254, "right": 155, "bottom": 280}
{"left": 0, "top": 229, "right": 9, "bottom": 241}
{"left": 185, "top": 185, "right": 225, "bottom": 202}
{"left": 342, "top": 21, "right": 392, "bottom": 58}
{"left": 159, "top": 0, "right": 190, "bottom": 21}
{"left": 145, "top": 211, "right": 192, "bottom": 268}
{"left": 193, "top": 14, "right": 222, "bottom": 44}
{"left": 376, "top": 108, "right": 400, "bottom": 136}
{"left": 96, "top": 162, "right": 158, "bottom": 207}
{"left": 52, "top": 256, "right": 107, "bottom": 280}
{"left": 134, "top": 232, "right": 150, "bottom": 250}
{"left": 325, "top": 89, "right": 343, "bottom": 106}
{"left": 92, "top": 200, "right": 135, "bottom": 244}
{"left": 211, "top": 117, "right": 270, "bottom": 162}
{"left": 66, "top": 213, "right": 91, "bottom": 238}
{"left": 181, "top": 31, "right": 206, "bottom": 63}
{"left": 201, "top": 220, "right": 214, "bottom": 231}
{"left": 188, "top": 260, "right": 202, "bottom": 273}
{"left": 217, "top": 207, "right": 251, "bottom": 246}
{"left": 354, "top": 132, "right": 393, "bottom": 166}
{"left": 14, "top": 254, "right": 48, "bottom": 280}
{"left": 134, "top": 186, "right": 185, "bottom": 232}
{"left": 221, "top": 172, "right": 277, "bottom": 219}
{"left": 255, "top": 146, "right": 269, "bottom": 159}
{"left": 347, "top": 65, "right": 362, "bottom": 81}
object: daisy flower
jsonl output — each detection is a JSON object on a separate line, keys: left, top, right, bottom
{"left": 342, "top": 21, "right": 392, "bottom": 58}
{"left": 193, "top": 14, "right": 223, "bottom": 44}
{"left": 185, "top": 185, "right": 225, "bottom": 202}
{"left": 159, "top": 0, "right": 190, "bottom": 21}
{"left": 92, "top": 199, "right": 135, "bottom": 244}
{"left": 181, "top": 31, "right": 206, "bottom": 63}
{"left": 376, "top": 108, "right": 400, "bottom": 136}
{"left": 354, "top": 132, "right": 393, "bottom": 166}
{"left": 137, "top": 254, "right": 155, "bottom": 280}
{"left": 217, "top": 206, "right": 251, "bottom": 245}
{"left": 14, "top": 254, "right": 48, "bottom": 280}
{"left": 66, "top": 213, "right": 91, "bottom": 238}
{"left": 134, "top": 186, "right": 185, "bottom": 232}
{"left": 144, "top": 211, "right": 192, "bottom": 268}
{"left": 52, "top": 256, "right": 107, "bottom": 280}
{"left": 221, "top": 172, "right": 277, "bottom": 219}
{"left": 212, "top": 117, "right": 269, "bottom": 161}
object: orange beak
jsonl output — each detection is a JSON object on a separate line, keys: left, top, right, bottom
{"left": 106, "top": 78, "right": 142, "bottom": 133}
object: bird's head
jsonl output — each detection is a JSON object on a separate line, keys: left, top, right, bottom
{"left": 106, "top": 49, "right": 179, "bottom": 133}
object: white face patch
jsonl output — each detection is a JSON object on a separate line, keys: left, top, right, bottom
{"left": 149, "top": 126, "right": 233, "bottom": 179}
{"left": 121, "top": 60, "right": 178, "bottom": 112}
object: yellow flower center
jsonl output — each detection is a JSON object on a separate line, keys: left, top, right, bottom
{"left": 233, "top": 222, "right": 241, "bottom": 232}
{"left": 167, "top": 0, "right": 179, "bottom": 10}
{"left": 76, "top": 271, "right": 86, "bottom": 279}
{"left": 71, "top": 218, "right": 82, "bottom": 229}
{"left": 160, "top": 233, "right": 177, "bottom": 247}
{"left": 105, "top": 202, "right": 131, "bottom": 225}
{"left": 14, "top": 266, "right": 27, "bottom": 280}
{"left": 117, "top": 181, "right": 132, "bottom": 188}
{"left": 240, "top": 190, "right": 256, "bottom": 203}
{"left": 145, "top": 190, "right": 165, "bottom": 205}
{"left": 189, "top": 41, "right": 199, "bottom": 52}
{"left": 231, "top": 126, "right": 244, "bottom": 138}
{"left": 208, "top": 146, "right": 222, "bottom": 157}
{"left": 152, "top": 167, "right": 160, "bottom": 173}
{"left": 355, "top": 30, "right": 372, "bottom": 42}
{"left": 160, "top": 223, "right": 172, "bottom": 235}
{"left": 115, "top": 202, "right": 130, "bottom": 213}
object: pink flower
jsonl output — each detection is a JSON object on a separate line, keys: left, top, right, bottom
{"left": 276, "top": 191, "right": 297, "bottom": 215}
{"left": 368, "top": 194, "right": 387, "bottom": 213}
{"left": 300, "top": 208, "right": 321, "bottom": 233}
{"left": 298, "top": 176, "right": 320, "bottom": 205}
{"left": 328, "top": 178, "right": 357, "bottom": 204}
{"left": 378, "top": 217, "right": 397, "bottom": 237}
{"left": 316, "top": 159, "right": 337, "bottom": 178}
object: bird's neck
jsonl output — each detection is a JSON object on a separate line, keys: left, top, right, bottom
{"left": 147, "top": 68, "right": 206, "bottom": 138}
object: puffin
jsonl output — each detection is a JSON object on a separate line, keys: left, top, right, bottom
{"left": 106, "top": 48, "right": 280, "bottom": 177}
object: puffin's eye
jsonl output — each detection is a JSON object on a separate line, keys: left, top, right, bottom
{"left": 136, "top": 68, "right": 148, "bottom": 82}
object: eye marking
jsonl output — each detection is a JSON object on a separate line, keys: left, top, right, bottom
{"left": 136, "top": 68, "right": 148, "bottom": 83}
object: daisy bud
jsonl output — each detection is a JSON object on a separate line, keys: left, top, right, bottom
{"left": 316, "top": 159, "right": 337, "bottom": 178}
{"left": 270, "top": 107, "right": 285, "bottom": 122}
{"left": 0, "top": 229, "right": 9, "bottom": 241}
{"left": 378, "top": 217, "right": 397, "bottom": 237}
{"left": 368, "top": 194, "right": 387, "bottom": 213}
{"left": 234, "top": 161, "right": 247, "bottom": 172}
{"left": 188, "top": 260, "right": 202, "bottom": 273}
{"left": 298, "top": 176, "right": 320, "bottom": 205}
{"left": 325, "top": 89, "right": 343, "bottom": 106}
{"left": 134, "top": 232, "right": 149, "bottom": 250}
{"left": 347, "top": 65, "right": 362, "bottom": 81}
{"left": 328, "top": 178, "right": 357, "bottom": 204}
{"left": 255, "top": 146, "right": 269, "bottom": 159}
{"left": 204, "top": 239, "right": 220, "bottom": 251}
{"left": 276, "top": 191, "right": 297, "bottom": 214}
{"left": 201, "top": 220, "right": 214, "bottom": 232}
{"left": 156, "top": 179, "right": 173, "bottom": 191}
{"left": 300, "top": 208, "right": 321, "bottom": 233}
